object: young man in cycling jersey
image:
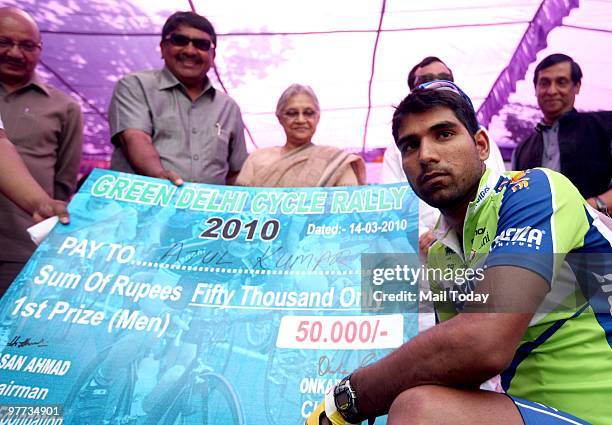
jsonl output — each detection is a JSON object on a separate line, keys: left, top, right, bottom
{"left": 307, "top": 81, "right": 612, "bottom": 425}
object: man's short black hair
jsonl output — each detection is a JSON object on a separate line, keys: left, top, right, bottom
{"left": 162, "top": 11, "right": 217, "bottom": 46}
{"left": 533, "top": 53, "right": 582, "bottom": 86}
{"left": 392, "top": 88, "right": 479, "bottom": 144}
{"left": 407, "top": 56, "right": 453, "bottom": 90}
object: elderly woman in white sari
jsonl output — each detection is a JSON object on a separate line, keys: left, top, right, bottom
{"left": 236, "top": 84, "right": 366, "bottom": 187}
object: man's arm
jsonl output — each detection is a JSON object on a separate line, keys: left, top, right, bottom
{"left": 225, "top": 102, "right": 248, "bottom": 185}
{"left": 380, "top": 141, "right": 408, "bottom": 184}
{"left": 0, "top": 132, "right": 69, "bottom": 223}
{"left": 586, "top": 111, "right": 612, "bottom": 213}
{"left": 109, "top": 76, "right": 183, "bottom": 186}
{"left": 351, "top": 265, "right": 548, "bottom": 418}
{"left": 54, "top": 100, "right": 83, "bottom": 201}
{"left": 226, "top": 169, "right": 240, "bottom": 185}
{"left": 117, "top": 129, "right": 183, "bottom": 185}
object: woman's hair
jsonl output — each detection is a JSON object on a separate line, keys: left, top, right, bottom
{"left": 276, "top": 84, "right": 320, "bottom": 117}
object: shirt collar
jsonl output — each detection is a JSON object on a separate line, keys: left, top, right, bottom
{"left": 432, "top": 168, "right": 500, "bottom": 255}
{"left": 159, "top": 66, "right": 214, "bottom": 97}
{"left": 536, "top": 107, "right": 577, "bottom": 131}
{"left": 29, "top": 74, "right": 50, "bottom": 95}
{"left": 0, "top": 74, "right": 50, "bottom": 97}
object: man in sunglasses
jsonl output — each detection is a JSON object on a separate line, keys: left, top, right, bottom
{"left": 0, "top": 7, "right": 82, "bottom": 295}
{"left": 307, "top": 82, "right": 611, "bottom": 424}
{"left": 382, "top": 57, "right": 504, "bottom": 187}
{"left": 109, "top": 11, "right": 247, "bottom": 186}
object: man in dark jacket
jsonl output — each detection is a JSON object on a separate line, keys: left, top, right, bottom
{"left": 513, "top": 53, "right": 612, "bottom": 215}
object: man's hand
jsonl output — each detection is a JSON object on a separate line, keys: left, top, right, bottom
{"left": 305, "top": 389, "right": 354, "bottom": 425}
{"left": 419, "top": 229, "right": 437, "bottom": 260}
{"left": 156, "top": 169, "right": 184, "bottom": 186}
{"left": 305, "top": 401, "right": 328, "bottom": 425}
{"left": 31, "top": 198, "right": 70, "bottom": 224}
{"left": 118, "top": 129, "right": 184, "bottom": 186}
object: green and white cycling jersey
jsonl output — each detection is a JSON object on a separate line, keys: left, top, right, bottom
{"left": 427, "top": 168, "right": 612, "bottom": 425}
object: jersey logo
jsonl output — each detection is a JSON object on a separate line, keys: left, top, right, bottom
{"left": 591, "top": 272, "right": 612, "bottom": 315}
{"left": 592, "top": 272, "right": 612, "bottom": 284}
{"left": 495, "top": 171, "right": 530, "bottom": 193}
{"left": 491, "top": 226, "right": 544, "bottom": 250}
{"left": 476, "top": 187, "right": 490, "bottom": 203}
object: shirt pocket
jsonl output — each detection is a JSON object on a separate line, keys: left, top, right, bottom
{"left": 202, "top": 127, "right": 230, "bottom": 166}
{"left": 152, "top": 116, "right": 182, "bottom": 141}
{"left": 13, "top": 108, "right": 55, "bottom": 156}
{"left": 152, "top": 116, "right": 186, "bottom": 160}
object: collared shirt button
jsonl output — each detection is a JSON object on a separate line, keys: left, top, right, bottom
{"left": 191, "top": 128, "right": 197, "bottom": 134}
{"left": 193, "top": 154, "right": 199, "bottom": 160}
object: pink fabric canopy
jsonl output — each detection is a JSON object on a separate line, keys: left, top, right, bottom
{"left": 8, "top": 0, "right": 612, "bottom": 175}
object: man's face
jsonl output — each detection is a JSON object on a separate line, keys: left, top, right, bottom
{"left": 535, "top": 61, "right": 580, "bottom": 123}
{"left": 0, "top": 13, "right": 41, "bottom": 86}
{"left": 413, "top": 61, "right": 452, "bottom": 88}
{"left": 160, "top": 25, "right": 214, "bottom": 87}
{"left": 397, "top": 106, "right": 488, "bottom": 210}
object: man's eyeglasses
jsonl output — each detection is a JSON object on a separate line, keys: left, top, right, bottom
{"left": 413, "top": 73, "right": 453, "bottom": 88}
{"left": 416, "top": 80, "right": 475, "bottom": 111}
{"left": 0, "top": 37, "right": 41, "bottom": 53}
{"left": 164, "top": 33, "right": 214, "bottom": 51}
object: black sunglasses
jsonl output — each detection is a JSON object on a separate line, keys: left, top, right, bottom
{"left": 165, "top": 33, "right": 214, "bottom": 51}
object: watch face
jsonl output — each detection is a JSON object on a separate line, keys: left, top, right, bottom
{"left": 336, "top": 391, "right": 350, "bottom": 410}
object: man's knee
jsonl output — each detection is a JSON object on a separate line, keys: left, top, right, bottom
{"left": 388, "top": 385, "right": 445, "bottom": 425}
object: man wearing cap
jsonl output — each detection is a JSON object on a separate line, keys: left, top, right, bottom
{"left": 513, "top": 53, "right": 612, "bottom": 216}
{"left": 109, "top": 11, "right": 247, "bottom": 186}
{"left": 0, "top": 7, "right": 82, "bottom": 295}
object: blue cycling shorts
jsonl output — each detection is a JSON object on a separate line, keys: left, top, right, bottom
{"left": 509, "top": 396, "right": 590, "bottom": 425}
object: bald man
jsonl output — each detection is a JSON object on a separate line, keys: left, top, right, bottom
{"left": 0, "top": 7, "right": 82, "bottom": 296}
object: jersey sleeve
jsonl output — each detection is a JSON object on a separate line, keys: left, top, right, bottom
{"left": 485, "top": 169, "right": 590, "bottom": 285}
{"left": 108, "top": 74, "right": 153, "bottom": 143}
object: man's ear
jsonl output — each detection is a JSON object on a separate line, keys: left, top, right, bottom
{"left": 474, "top": 128, "right": 490, "bottom": 161}
{"left": 575, "top": 80, "right": 581, "bottom": 94}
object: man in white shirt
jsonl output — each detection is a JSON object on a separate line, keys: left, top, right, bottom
{"left": 381, "top": 56, "right": 505, "bottom": 254}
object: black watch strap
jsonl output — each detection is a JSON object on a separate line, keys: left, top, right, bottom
{"left": 333, "top": 375, "right": 376, "bottom": 424}
{"left": 334, "top": 375, "right": 361, "bottom": 422}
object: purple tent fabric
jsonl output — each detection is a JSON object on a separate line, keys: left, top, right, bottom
{"left": 477, "top": 0, "right": 579, "bottom": 127}
{"left": 3, "top": 0, "right": 610, "bottom": 177}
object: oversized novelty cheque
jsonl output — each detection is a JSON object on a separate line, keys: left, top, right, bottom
{"left": 0, "top": 169, "right": 420, "bottom": 424}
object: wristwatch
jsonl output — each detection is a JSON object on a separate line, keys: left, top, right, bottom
{"left": 334, "top": 375, "right": 364, "bottom": 423}
{"left": 594, "top": 197, "right": 609, "bottom": 215}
